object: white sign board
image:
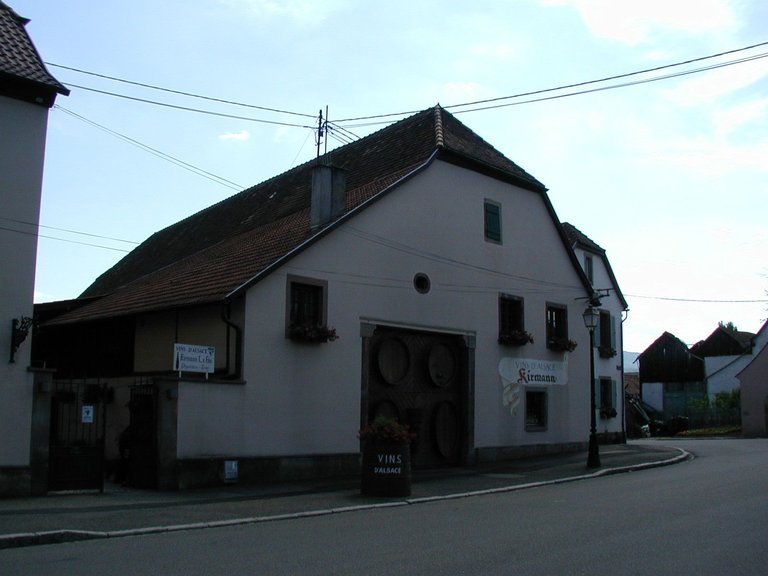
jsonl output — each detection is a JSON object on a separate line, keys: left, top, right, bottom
{"left": 498, "top": 358, "right": 568, "bottom": 416}
{"left": 174, "top": 343, "right": 215, "bottom": 374}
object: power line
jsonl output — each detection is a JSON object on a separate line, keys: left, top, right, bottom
{"left": 626, "top": 294, "right": 768, "bottom": 304}
{"left": 452, "top": 51, "right": 768, "bottom": 115}
{"left": 0, "top": 225, "right": 131, "bottom": 253}
{"left": 333, "top": 40, "right": 768, "bottom": 125}
{"left": 46, "top": 62, "right": 317, "bottom": 119}
{"left": 447, "top": 40, "right": 768, "bottom": 112}
{"left": 0, "top": 217, "right": 139, "bottom": 244}
{"left": 55, "top": 105, "right": 244, "bottom": 191}
{"left": 62, "top": 83, "right": 317, "bottom": 129}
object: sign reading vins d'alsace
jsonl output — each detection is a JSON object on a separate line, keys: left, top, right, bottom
{"left": 173, "top": 343, "right": 215, "bottom": 375}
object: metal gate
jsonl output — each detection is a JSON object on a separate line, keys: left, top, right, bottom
{"left": 125, "top": 382, "right": 158, "bottom": 489}
{"left": 48, "top": 380, "right": 108, "bottom": 491}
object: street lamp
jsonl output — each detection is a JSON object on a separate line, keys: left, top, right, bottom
{"left": 582, "top": 306, "right": 601, "bottom": 468}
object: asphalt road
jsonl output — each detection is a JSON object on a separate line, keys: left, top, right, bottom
{"left": 1, "top": 438, "right": 766, "bottom": 576}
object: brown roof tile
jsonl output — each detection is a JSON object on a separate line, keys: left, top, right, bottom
{"left": 0, "top": 2, "right": 69, "bottom": 105}
{"left": 55, "top": 106, "right": 546, "bottom": 324}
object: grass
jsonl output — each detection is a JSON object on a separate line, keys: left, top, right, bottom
{"left": 676, "top": 426, "right": 742, "bottom": 437}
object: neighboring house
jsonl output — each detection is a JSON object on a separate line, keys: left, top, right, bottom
{"left": 738, "top": 320, "right": 768, "bottom": 437}
{"left": 638, "top": 332, "right": 705, "bottom": 416}
{"left": 690, "top": 325, "right": 755, "bottom": 400}
{"left": 38, "top": 105, "right": 614, "bottom": 491}
{"left": 562, "top": 223, "right": 628, "bottom": 443}
{"left": 0, "top": 1, "right": 68, "bottom": 496}
{"left": 638, "top": 324, "right": 758, "bottom": 429}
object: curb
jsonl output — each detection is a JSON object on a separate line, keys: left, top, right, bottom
{"left": 0, "top": 448, "right": 690, "bottom": 550}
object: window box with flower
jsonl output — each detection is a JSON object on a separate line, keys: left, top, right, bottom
{"left": 288, "top": 323, "right": 338, "bottom": 343}
{"left": 598, "top": 345, "right": 617, "bottom": 359}
{"left": 498, "top": 329, "right": 534, "bottom": 347}
{"left": 600, "top": 406, "right": 618, "bottom": 419}
{"left": 547, "top": 337, "right": 577, "bottom": 352}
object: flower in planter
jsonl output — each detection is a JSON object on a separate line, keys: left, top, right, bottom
{"left": 359, "top": 416, "right": 415, "bottom": 445}
{"left": 548, "top": 337, "right": 577, "bottom": 352}
{"left": 498, "top": 329, "right": 534, "bottom": 346}
{"left": 598, "top": 345, "right": 617, "bottom": 358}
{"left": 288, "top": 323, "right": 338, "bottom": 343}
{"left": 600, "top": 407, "right": 618, "bottom": 419}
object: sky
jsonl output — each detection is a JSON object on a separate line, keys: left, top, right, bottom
{"left": 8, "top": 0, "right": 768, "bottom": 352}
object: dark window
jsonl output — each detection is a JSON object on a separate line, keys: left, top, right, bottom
{"left": 290, "top": 282, "right": 323, "bottom": 327}
{"left": 584, "top": 255, "right": 594, "bottom": 284}
{"left": 484, "top": 201, "right": 501, "bottom": 243}
{"left": 526, "top": 390, "right": 547, "bottom": 431}
{"left": 499, "top": 295, "right": 524, "bottom": 334}
{"left": 598, "top": 378, "right": 617, "bottom": 418}
{"left": 286, "top": 277, "right": 328, "bottom": 342}
{"left": 546, "top": 304, "right": 568, "bottom": 349}
{"left": 596, "top": 311, "right": 616, "bottom": 357}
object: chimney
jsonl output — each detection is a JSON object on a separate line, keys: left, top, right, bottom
{"left": 310, "top": 163, "right": 346, "bottom": 230}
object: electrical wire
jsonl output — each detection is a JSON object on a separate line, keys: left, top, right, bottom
{"left": 333, "top": 40, "right": 768, "bottom": 125}
{"left": 0, "top": 217, "right": 139, "bottom": 244}
{"left": 55, "top": 105, "right": 244, "bottom": 191}
{"left": 447, "top": 41, "right": 768, "bottom": 111}
{"left": 46, "top": 62, "right": 317, "bottom": 119}
{"left": 451, "top": 51, "right": 768, "bottom": 116}
{"left": 626, "top": 294, "right": 768, "bottom": 304}
{"left": 341, "top": 226, "right": 585, "bottom": 293}
{"left": 0, "top": 225, "right": 131, "bottom": 252}
{"left": 62, "top": 83, "right": 316, "bottom": 129}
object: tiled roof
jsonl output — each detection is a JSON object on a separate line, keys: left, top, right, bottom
{"left": 562, "top": 222, "right": 628, "bottom": 310}
{"left": 562, "top": 222, "right": 604, "bottom": 254}
{"left": 689, "top": 325, "right": 755, "bottom": 357}
{"left": 55, "top": 106, "right": 546, "bottom": 324}
{"left": 0, "top": 2, "right": 69, "bottom": 105}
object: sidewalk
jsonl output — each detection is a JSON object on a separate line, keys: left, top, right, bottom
{"left": 0, "top": 441, "right": 688, "bottom": 549}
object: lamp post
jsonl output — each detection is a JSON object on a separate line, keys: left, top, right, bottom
{"left": 582, "top": 306, "right": 601, "bottom": 468}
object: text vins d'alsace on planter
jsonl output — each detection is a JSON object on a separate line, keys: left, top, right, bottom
{"left": 374, "top": 453, "right": 403, "bottom": 475}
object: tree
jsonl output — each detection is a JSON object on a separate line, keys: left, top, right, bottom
{"left": 718, "top": 321, "right": 738, "bottom": 332}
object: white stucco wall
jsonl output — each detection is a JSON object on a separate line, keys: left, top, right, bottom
{"left": 570, "top": 245, "right": 625, "bottom": 437}
{"left": 642, "top": 383, "right": 664, "bottom": 412}
{"left": 705, "top": 355, "right": 748, "bottom": 398}
{"left": 739, "top": 325, "right": 768, "bottom": 436}
{"left": 176, "top": 160, "right": 594, "bottom": 459}
{"left": 0, "top": 95, "right": 49, "bottom": 466}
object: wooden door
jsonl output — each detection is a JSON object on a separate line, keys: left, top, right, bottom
{"left": 366, "top": 327, "right": 467, "bottom": 468}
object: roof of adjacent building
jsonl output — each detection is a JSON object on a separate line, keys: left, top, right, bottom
{"left": 51, "top": 106, "right": 558, "bottom": 325}
{"left": 562, "top": 222, "right": 628, "bottom": 310}
{"left": 689, "top": 325, "right": 755, "bottom": 357}
{"left": 0, "top": 1, "right": 69, "bottom": 105}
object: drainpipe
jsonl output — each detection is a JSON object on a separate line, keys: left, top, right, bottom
{"left": 221, "top": 299, "right": 243, "bottom": 380}
{"left": 621, "top": 308, "right": 629, "bottom": 442}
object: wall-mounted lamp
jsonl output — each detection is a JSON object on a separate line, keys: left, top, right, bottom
{"left": 10, "top": 316, "right": 34, "bottom": 363}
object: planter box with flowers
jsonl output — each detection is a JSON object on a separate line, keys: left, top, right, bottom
{"left": 600, "top": 407, "right": 618, "bottom": 419}
{"left": 498, "top": 329, "right": 534, "bottom": 347}
{"left": 359, "top": 417, "right": 414, "bottom": 497}
{"left": 288, "top": 323, "right": 338, "bottom": 344}
{"left": 547, "top": 338, "right": 578, "bottom": 352}
{"left": 598, "top": 345, "right": 617, "bottom": 359}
